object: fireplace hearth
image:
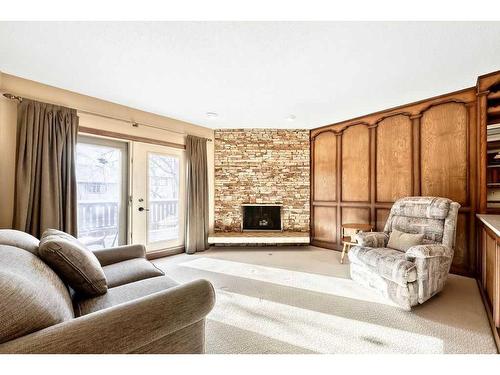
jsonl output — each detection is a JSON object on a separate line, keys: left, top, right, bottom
{"left": 242, "top": 204, "right": 282, "bottom": 231}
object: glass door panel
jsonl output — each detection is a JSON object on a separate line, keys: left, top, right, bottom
{"left": 131, "top": 142, "right": 185, "bottom": 253}
{"left": 75, "top": 136, "right": 128, "bottom": 249}
{"left": 148, "top": 153, "right": 180, "bottom": 244}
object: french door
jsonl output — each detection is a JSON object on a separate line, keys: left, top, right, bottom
{"left": 131, "top": 142, "right": 185, "bottom": 253}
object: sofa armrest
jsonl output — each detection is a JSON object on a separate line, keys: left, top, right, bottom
{"left": 405, "top": 244, "right": 454, "bottom": 304}
{"left": 354, "top": 231, "right": 388, "bottom": 248}
{"left": 405, "top": 244, "right": 453, "bottom": 259}
{"left": 92, "top": 244, "right": 146, "bottom": 266}
{"left": 0, "top": 279, "right": 215, "bottom": 354}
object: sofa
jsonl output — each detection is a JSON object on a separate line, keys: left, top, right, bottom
{"left": 0, "top": 229, "right": 215, "bottom": 353}
{"left": 348, "top": 196, "right": 460, "bottom": 310}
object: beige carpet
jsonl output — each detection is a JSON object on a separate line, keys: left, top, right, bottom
{"left": 153, "top": 246, "right": 497, "bottom": 354}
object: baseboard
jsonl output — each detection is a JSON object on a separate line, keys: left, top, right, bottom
{"left": 310, "top": 239, "right": 340, "bottom": 251}
{"left": 146, "top": 246, "right": 184, "bottom": 260}
{"left": 476, "top": 278, "right": 500, "bottom": 353}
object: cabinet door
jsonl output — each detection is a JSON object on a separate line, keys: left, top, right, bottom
{"left": 480, "top": 225, "right": 500, "bottom": 328}
{"left": 495, "top": 239, "right": 500, "bottom": 328}
{"left": 485, "top": 230, "right": 496, "bottom": 306}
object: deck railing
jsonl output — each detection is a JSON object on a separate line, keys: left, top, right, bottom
{"left": 149, "top": 199, "right": 178, "bottom": 229}
{"left": 78, "top": 201, "right": 119, "bottom": 234}
{"left": 77, "top": 199, "right": 178, "bottom": 235}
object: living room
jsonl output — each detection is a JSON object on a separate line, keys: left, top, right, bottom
{"left": 1, "top": 2, "right": 500, "bottom": 374}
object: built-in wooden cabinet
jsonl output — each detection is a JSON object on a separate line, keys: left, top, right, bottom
{"left": 311, "top": 88, "right": 477, "bottom": 276}
{"left": 476, "top": 71, "right": 500, "bottom": 346}
{"left": 478, "top": 70, "right": 500, "bottom": 212}
{"left": 477, "top": 218, "right": 500, "bottom": 332}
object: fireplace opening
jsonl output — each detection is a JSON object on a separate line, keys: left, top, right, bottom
{"left": 242, "top": 204, "right": 282, "bottom": 231}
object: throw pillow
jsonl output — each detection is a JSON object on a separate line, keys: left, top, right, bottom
{"left": 387, "top": 229, "right": 424, "bottom": 252}
{"left": 38, "top": 229, "right": 107, "bottom": 296}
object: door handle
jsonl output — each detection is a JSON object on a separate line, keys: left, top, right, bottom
{"left": 138, "top": 207, "right": 150, "bottom": 212}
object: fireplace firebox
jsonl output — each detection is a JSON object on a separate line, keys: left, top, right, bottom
{"left": 242, "top": 204, "right": 282, "bottom": 231}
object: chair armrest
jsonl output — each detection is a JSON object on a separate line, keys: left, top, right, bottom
{"left": 405, "top": 244, "right": 454, "bottom": 304}
{"left": 0, "top": 279, "right": 215, "bottom": 354}
{"left": 405, "top": 244, "right": 453, "bottom": 259}
{"left": 354, "top": 231, "right": 388, "bottom": 248}
{"left": 92, "top": 244, "right": 146, "bottom": 266}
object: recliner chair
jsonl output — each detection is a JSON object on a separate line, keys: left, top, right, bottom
{"left": 348, "top": 196, "right": 460, "bottom": 310}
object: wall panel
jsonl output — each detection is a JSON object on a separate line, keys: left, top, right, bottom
{"left": 313, "top": 206, "right": 336, "bottom": 243}
{"left": 313, "top": 132, "right": 337, "bottom": 202}
{"left": 376, "top": 115, "right": 413, "bottom": 202}
{"left": 342, "top": 125, "right": 370, "bottom": 202}
{"left": 420, "top": 102, "right": 468, "bottom": 205}
{"left": 376, "top": 209, "right": 391, "bottom": 232}
{"left": 341, "top": 207, "right": 370, "bottom": 226}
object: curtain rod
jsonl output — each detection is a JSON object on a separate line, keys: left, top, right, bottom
{"left": 2, "top": 92, "right": 213, "bottom": 142}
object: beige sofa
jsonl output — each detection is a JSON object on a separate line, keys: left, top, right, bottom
{"left": 0, "top": 229, "right": 215, "bottom": 354}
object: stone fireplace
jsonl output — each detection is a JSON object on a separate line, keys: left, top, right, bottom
{"left": 214, "top": 129, "right": 310, "bottom": 233}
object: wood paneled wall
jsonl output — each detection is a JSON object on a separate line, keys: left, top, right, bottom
{"left": 310, "top": 88, "right": 477, "bottom": 276}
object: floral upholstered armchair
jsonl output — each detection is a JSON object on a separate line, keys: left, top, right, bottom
{"left": 348, "top": 196, "right": 460, "bottom": 310}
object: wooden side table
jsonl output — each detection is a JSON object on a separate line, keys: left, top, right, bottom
{"left": 341, "top": 223, "right": 373, "bottom": 264}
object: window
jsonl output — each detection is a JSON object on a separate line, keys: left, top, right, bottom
{"left": 84, "top": 182, "right": 108, "bottom": 194}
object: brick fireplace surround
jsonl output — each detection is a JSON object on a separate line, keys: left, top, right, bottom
{"left": 214, "top": 129, "right": 310, "bottom": 233}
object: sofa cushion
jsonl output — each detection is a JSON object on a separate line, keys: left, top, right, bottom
{"left": 0, "top": 229, "right": 40, "bottom": 255}
{"left": 75, "top": 275, "right": 179, "bottom": 316}
{"left": 387, "top": 229, "right": 424, "bottom": 252}
{"left": 348, "top": 246, "right": 417, "bottom": 286}
{"left": 103, "top": 258, "right": 164, "bottom": 288}
{"left": 0, "top": 245, "right": 74, "bottom": 344}
{"left": 93, "top": 244, "right": 146, "bottom": 266}
{"left": 389, "top": 196, "right": 451, "bottom": 219}
{"left": 38, "top": 229, "right": 107, "bottom": 297}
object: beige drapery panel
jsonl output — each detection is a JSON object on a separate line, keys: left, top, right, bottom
{"left": 13, "top": 99, "right": 79, "bottom": 238}
{"left": 185, "top": 135, "right": 209, "bottom": 254}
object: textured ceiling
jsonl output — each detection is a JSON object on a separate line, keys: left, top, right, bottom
{"left": 1, "top": 21, "right": 500, "bottom": 129}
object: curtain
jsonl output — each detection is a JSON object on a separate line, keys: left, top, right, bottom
{"left": 185, "top": 135, "right": 209, "bottom": 254}
{"left": 13, "top": 99, "right": 79, "bottom": 238}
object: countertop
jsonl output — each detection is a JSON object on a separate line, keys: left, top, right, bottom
{"left": 477, "top": 214, "right": 500, "bottom": 237}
